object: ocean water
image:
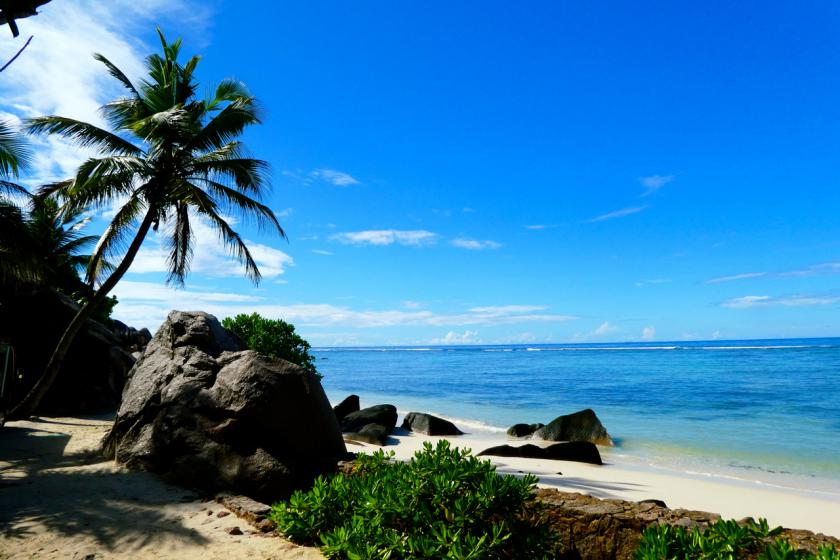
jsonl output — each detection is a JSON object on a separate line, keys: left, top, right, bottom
{"left": 316, "top": 338, "right": 840, "bottom": 491}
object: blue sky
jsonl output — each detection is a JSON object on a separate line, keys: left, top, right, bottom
{"left": 2, "top": 1, "right": 840, "bottom": 345}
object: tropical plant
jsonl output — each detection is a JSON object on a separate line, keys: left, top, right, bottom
{"left": 9, "top": 30, "right": 285, "bottom": 418}
{"left": 634, "top": 518, "right": 839, "bottom": 560}
{"left": 222, "top": 312, "right": 317, "bottom": 375}
{"left": 271, "top": 440, "right": 561, "bottom": 559}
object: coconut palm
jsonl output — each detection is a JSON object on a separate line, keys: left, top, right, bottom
{"left": 10, "top": 31, "right": 285, "bottom": 417}
{"left": 0, "top": 119, "right": 35, "bottom": 287}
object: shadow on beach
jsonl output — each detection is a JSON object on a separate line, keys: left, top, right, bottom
{"left": 0, "top": 419, "right": 210, "bottom": 553}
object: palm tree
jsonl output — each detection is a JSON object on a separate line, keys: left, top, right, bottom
{"left": 10, "top": 31, "right": 285, "bottom": 418}
{"left": 0, "top": 119, "right": 35, "bottom": 288}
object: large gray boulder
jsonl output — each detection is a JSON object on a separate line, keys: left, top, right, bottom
{"left": 103, "top": 311, "right": 347, "bottom": 502}
{"left": 533, "top": 409, "right": 613, "bottom": 446}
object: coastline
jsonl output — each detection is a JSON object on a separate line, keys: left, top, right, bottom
{"left": 336, "top": 398, "right": 840, "bottom": 538}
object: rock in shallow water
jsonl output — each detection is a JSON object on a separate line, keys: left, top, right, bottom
{"left": 506, "top": 423, "right": 545, "bottom": 438}
{"left": 533, "top": 408, "right": 613, "bottom": 446}
{"left": 401, "top": 412, "right": 463, "bottom": 435}
{"left": 102, "top": 310, "right": 347, "bottom": 502}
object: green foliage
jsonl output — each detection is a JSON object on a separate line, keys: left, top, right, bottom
{"left": 270, "top": 440, "right": 561, "bottom": 560}
{"left": 222, "top": 312, "right": 317, "bottom": 375}
{"left": 635, "top": 518, "right": 837, "bottom": 560}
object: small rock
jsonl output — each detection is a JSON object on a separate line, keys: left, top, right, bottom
{"left": 217, "top": 511, "right": 230, "bottom": 518}
{"left": 227, "top": 526, "right": 243, "bottom": 535}
{"left": 506, "top": 423, "right": 544, "bottom": 438}
{"left": 639, "top": 499, "right": 668, "bottom": 508}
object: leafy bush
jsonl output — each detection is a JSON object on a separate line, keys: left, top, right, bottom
{"left": 222, "top": 312, "right": 317, "bottom": 375}
{"left": 635, "top": 518, "right": 838, "bottom": 560}
{"left": 271, "top": 440, "right": 561, "bottom": 559}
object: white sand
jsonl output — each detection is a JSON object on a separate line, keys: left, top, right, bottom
{"left": 346, "top": 429, "right": 840, "bottom": 538}
{"left": 0, "top": 416, "right": 323, "bottom": 560}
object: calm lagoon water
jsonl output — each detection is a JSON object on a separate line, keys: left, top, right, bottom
{"left": 317, "top": 338, "right": 840, "bottom": 490}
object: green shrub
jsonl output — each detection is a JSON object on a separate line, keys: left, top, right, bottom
{"left": 270, "top": 440, "right": 561, "bottom": 559}
{"left": 635, "top": 518, "right": 838, "bottom": 560}
{"left": 222, "top": 312, "right": 317, "bottom": 376}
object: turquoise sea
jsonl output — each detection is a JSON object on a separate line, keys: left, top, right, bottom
{"left": 317, "top": 338, "right": 840, "bottom": 491}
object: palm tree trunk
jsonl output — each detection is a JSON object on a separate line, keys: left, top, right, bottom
{"left": 8, "top": 208, "right": 156, "bottom": 419}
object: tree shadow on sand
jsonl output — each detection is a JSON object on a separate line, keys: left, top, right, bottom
{"left": 0, "top": 421, "right": 210, "bottom": 552}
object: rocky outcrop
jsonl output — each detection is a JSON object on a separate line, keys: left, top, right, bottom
{"left": 401, "top": 412, "right": 462, "bottom": 436}
{"left": 0, "top": 288, "right": 146, "bottom": 414}
{"left": 103, "top": 311, "right": 347, "bottom": 502}
{"left": 507, "top": 422, "right": 544, "bottom": 438}
{"left": 333, "top": 394, "right": 360, "bottom": 422}
{"left": 339, "top": 404, "right": 397, "bottom": 433}
{"left": 478, "top": 442, "right": 603, "bottom": 465}
{"left": 533, "top": 489, "right": 840, "bottom": 560}
{"left": 534, "top": 408, "right": 613, "bottom": 446}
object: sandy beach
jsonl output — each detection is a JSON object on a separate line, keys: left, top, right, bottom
{"left": 0, "top": 415, "right": 323, "bottom": 560}
{"left": 2, "top": 413, "right": 839, "bottom": 559}
{"left": 345, "top": 428, "right": 840, "bottom": 539}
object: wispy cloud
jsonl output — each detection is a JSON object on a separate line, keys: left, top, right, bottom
{"left": 639, "top": 174, "right": 675, "bottom": 196}
{"left": 779, "top": 262, "right": 840, "bottom": 278}
{"left": 450, "top": 238, "right": 501, "bottom": 250}
{"left": 706, "top": 272, "right": 767, "bottom": 284}
{"left": 110, "top": 283, "right": 578, "bottom": 331}
{"left": 525, "top": 224, "right": 556, "bottom": 230}
{"left": 312, "top": 249, "right": 334, "bottom": 256}
{"left": 641, "top": 326, "right": 656, "bottom": 340}
{"left": 721, "top": 294, "right": 840, "bottom": 309}
{"left": 311, "top": 168, "right": 360, "bottom": 186}
{"left": 586, "top": 206, "right": 647, "bottom": 223}
{"left": 331, "top": 229, "right": 438, "bottom": 247}
{"left": 635, "top": 278, "right": 671, "bottom": 287}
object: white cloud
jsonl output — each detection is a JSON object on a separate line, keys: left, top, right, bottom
{"left": 592, "top": 321, "right": 618, "bottom": 336}
{"left": 586, "top": 206, "right": 647, "bottom": 223}
{"left": 402, "top": 301, "right": 424, "bottom": 309}
{"left": 331, "top": 229, "right": 438, "bottom": 247}
{"left": 639, "top": 174, "right": 675, "bottom": 196}
{"left": 641, "top": 326, "right": 656, "bottom": 341}
{"left": 311, "top": 168, "right": 360, "bottom": 186}
{"left": 721, "top": 295, "right": 840, "bottom": 309}
{"left": 311, "top": 249, "right": 333, "bottom": 256}
{"left": 276, "top": 208, "right": 294, "bottom": 218}
{"left": 431, "top": 330, "right": 480, "bottom": 345}
{"left": 450, "top": 238, "right": 501, "bottom": 250}
{"left": 706, "top": 272, "right": 767, "bottom": 284}
{"left": 110, "top": 282, "right": 577, "bottom": 331}
{"left": 525, "top": 224, "right": 555, "bottom": 230}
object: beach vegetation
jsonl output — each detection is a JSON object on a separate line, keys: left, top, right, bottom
{"left": 634, "top": 518, "right": 838, "bottom": 560}
{"left": 9, "top": 29, "right": 285, "bottom": 418}
{"left": 270, "top": 440, "right": 561, "bottom": 559}
{"left": 222, "top": 312, "right": 317, "bottom": 375}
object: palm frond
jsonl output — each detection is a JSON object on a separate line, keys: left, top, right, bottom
{"left": 93, "top": 53, "right": 140, "bottom": 98}
{"left": 186, "top": 185, "right": 262, "bottom": 284}
{"left": 190, "top": 158, "right": 270, "bottom": 194}
{"left": 0, "top": 119, "right": 31, "bottom": 178}
{"left": 165, "top": 202, "right": 193, "bottom": 286}
{"left": 188, "top": 176, "right": 285, "bottom": 238}
{"left": 188, "top": 97, "right": 262, "bottom": 153}
{"left": 86, "top": 194, "right": 146, "bottom": 285}
{"left": 26, "top": 117, "right": 143, "bottom": 156}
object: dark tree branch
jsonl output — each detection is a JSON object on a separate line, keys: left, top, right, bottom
{"left": 0, "top": 35, "right": 33, "bottom": 72}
